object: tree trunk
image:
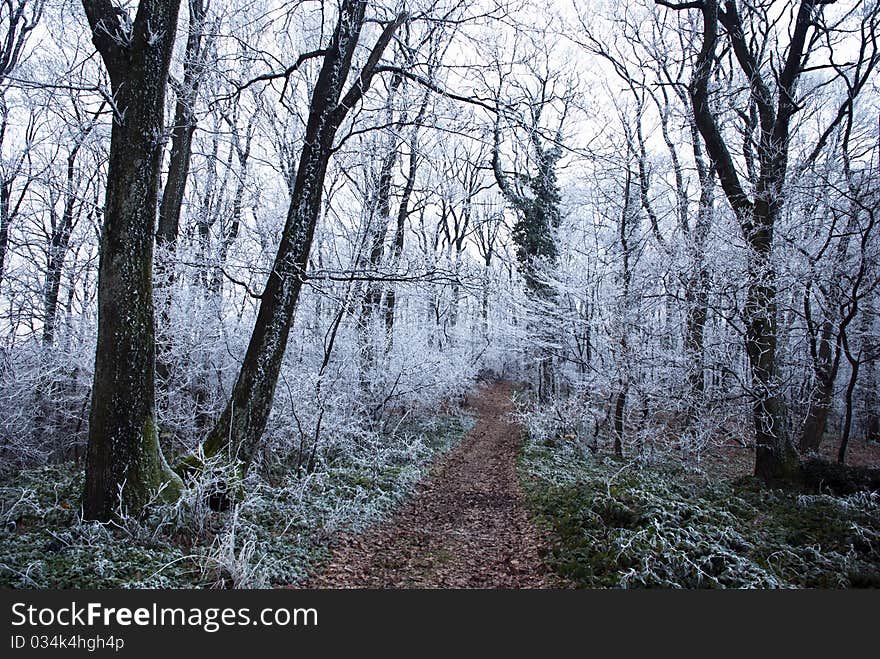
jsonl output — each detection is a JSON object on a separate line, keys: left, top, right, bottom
{"left": 747, "top": 204, "right": 799, "bottom": 483}
{"left": 683, "top": 121, "right": 714, "bottom": 422}
{"left": 156, "top": 0, "right": 208, "bottom": 250}
{"left": 613, "top": 385, "right": 627, "bottom": 458}
{"left": 665, "top": 0, "right": 820, "bottom": 484}
{"left": 81, "top": 0, "right": 184, "bottom": 521}
{"left": 358, "top": 132, "right": 397, "bottom": 382}
{"left": 155, "top": 0, "right": 209, "bottom": 383}
{"left": 382, "top": 89, "right": 426, "bottom": 349}
{"left": 200, "top": 2, "right": 404, "bottom": 473}
{"left": 156, "top": 119, "right": 195, "bottom": 250}
{"left": 862, "top": 306, "right": 879, "bottom": 443}
{"left": 799, "top": 320, "right": 837, "bottom": 452}
{"left": 0, "top": 181, "right": 10, "bottom": 293}
{"left": 43, "top": 150, "right": 82, "bottom": 345}
{"left": 838, "top": 355, "right": 860, "bottom": 465}
{"left": 42, "top": 226, "right": 72, "bottom": 346}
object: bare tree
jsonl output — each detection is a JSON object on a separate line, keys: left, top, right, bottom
{"left": 80, "top": 0, "right": 184, "bottom": 520}
{"left": 492, "top": 66, "right": 568, "bottom": 401}
{"left": 656, "top": 0, "right": 845, "bottom": 483}
{"left": 197, "top": 1, "right": 407, "bottom": 475}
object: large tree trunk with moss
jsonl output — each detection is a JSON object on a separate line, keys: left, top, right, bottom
{"left": 199, "top": 1, "right": 405, "bottom": 473}
{"left": 81, "top": 0, "right": 184, "bottom": 521}
{"left": 745, "top": 218, "right": 799, "bottom": 482}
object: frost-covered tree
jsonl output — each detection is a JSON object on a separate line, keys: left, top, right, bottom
{"left": 654, "top": 0, "right": 874, "bottom": 482}
{"left": 492, "top": 64, "right": 568, "bottom": 401}
{"left": 198, "top": 1, "right": 407, "bottom": 474}
{"left": 80, "top": 0, "right": 185, "bottom": 520}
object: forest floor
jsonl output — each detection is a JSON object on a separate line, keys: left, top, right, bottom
{"left": 304, "top": 382, "right": 559, "bottom": 588}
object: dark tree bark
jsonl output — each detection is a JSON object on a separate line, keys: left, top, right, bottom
{"left": 838, "top": 341, "right": 859, "bottom": 465}
{"left": 81, "top": 0, "right": 184, "bottom": 520}
{"left": 156, "top": 0, "right": 210, "bottom": 250}
{"left": 492, "top": 92, "right": 563, "bottom": 402}
{"left": 657, "top": 0, "right": 826, "bottom": 483}
{"left": 862, "top": 299, "right": 879, "bottom": 443}
{"left": 613, "top": 387, "right": 627, "bottom": 458}
{"left": 198, "top": 2, "right": 406, "bottom": 473}
{"left": 0, "top": 177, "right": 12, "bottom": 293}
{"left": 798, "top": 222, "right": 860, "bottom": 454}
{"left": 611, "top": 165, "right": 637, "bottom": 458}
{"left": 43, "top": 104, "right": 104, "bottom": 345}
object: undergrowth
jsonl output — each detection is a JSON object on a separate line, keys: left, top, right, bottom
{"left": 0, "top": 414, "right": 472, "bottom": 589}
{"left": 519, "top": 436, "right": 880, "bottom": 588}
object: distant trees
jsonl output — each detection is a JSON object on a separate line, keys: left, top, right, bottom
{"left": 41, "top": 97, "right": 105, "bottom": 346}
{"left": 575, "top": 7, "right": 718, "bottom": 427}
{"left": 0, "top": 0, "right": 45, "bottom": 294}
{"left": 492, "top": 65, "right": 568, "bottom": 401}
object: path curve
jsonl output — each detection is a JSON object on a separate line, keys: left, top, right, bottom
{"left": 304, "top": 382, "right": 557, "bottom": 588}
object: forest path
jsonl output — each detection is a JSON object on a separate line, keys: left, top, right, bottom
{"left": 304, "top": 382, "right": 558, "bottom": 588}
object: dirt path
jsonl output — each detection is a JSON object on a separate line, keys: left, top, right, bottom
{"left": 305, "top": 382, "right": 557, "bottom": 588}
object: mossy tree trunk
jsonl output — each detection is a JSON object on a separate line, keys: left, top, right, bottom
{"left": 658, "top": 0, "right": 825, "bottom": 483}
{"left": 200, "top": 1, "right": 406, "bottom": 473}
{"left": 81, "top": 0, "right": 184, "bottom": 521}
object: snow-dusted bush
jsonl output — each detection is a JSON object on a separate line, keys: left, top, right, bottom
{"left": 0, "top": 339, "right": 93, "bottom": 469}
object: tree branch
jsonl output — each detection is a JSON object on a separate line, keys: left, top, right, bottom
{"left": 333, "top": 12, "right": 408, "bottom": 123}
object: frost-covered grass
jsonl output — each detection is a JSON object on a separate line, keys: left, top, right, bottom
{"left": 0, "top": 413, "right": 472, "bottom": 589}
{"left": 519, "top": 437, "right": 880, "bottom": 588}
